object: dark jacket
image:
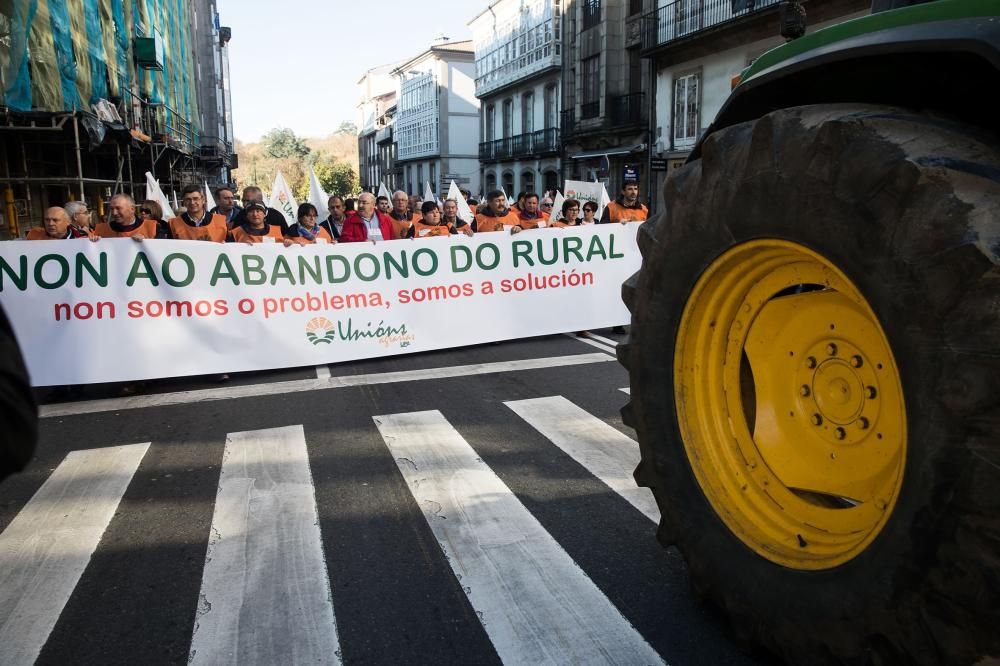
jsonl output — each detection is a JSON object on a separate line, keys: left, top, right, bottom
{"left": 0, "top": 304, "right": 36, "bottom": 482}
{"left": 209, "top": 205, "right": 242, "bottom": 225}
{"left": 232, "top": 205, "right": 289, "bottom": 234}
{"left": 318, "top": 216, "right": 344, "bottom": 240}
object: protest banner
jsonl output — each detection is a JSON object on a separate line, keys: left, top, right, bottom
{"left": 0, "top": 224, "right": 640, "bottom": 386}
{"left": 204, "top": 182, "right": 216, "bottom": 211}
{"left": 563, "top": 180, "right": 612, "bottom": 219}
{"left": 268, "top": 171, "right": 298, "bottom": 225}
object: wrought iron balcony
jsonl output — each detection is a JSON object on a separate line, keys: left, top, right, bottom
{"left": 609, "top": 92, "right": 645, "bottom": 127}
{"left": 641, "top": 0, "right": 780, "bottom": 51}
{"left": 580, "top": 101, "right": 600, "bottom": 120}
{"left": 560, "top": 109, "right": 576, "bottom": 138}
{"left": 479, "top": 128, "right": 561, "bottom": 161}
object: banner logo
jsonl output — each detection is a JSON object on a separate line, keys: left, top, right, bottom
{"left": 305, "top": 317, "right": 336, "bottom": 345}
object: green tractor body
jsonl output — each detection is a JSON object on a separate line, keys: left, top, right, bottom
{"left": 620, "top": 1, "right": 1000, "bottom": 663}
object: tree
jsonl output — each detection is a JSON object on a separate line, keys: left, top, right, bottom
{"left": 335, "top": 121, "right": 358, "bottom": 136}
{"left": 261, "top": 127, "right": 310, "bottom": 159}
{"left": 295, "top": 153, "right": 359, "bottom": 200}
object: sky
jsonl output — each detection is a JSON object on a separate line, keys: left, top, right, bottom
{"left": 223, "top": 0, "right": 481, "bottom": 142}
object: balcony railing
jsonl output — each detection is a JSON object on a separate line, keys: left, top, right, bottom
{"left": 560, "top": 109, "right": 576, "bottom": 138}
{"left": 580, "top": 101, "right": 600, "bottom": 120}
{"left": 609, "top": 92, "right": 645, "bottom": 126}
{"left": 641, "top": 0, "right": 780, "bottom": 50}
{"left": 479, "top": 128, "right": 561, "bottom": 161}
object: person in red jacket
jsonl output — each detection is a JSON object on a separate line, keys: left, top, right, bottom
{"left": 340, "top": 192, "right": 395, "bottom": 242}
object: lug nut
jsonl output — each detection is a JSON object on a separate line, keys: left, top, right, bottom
{"left": 865, "top": 386, "right": 878, "bottom": 400}
{"left": 834, "top": 427, "right": 846, "bottom": 440}
{"left": 811, "top": 414, "right": 823, "bottom": 426}
{"left": 826, "top": 343, "right": 838, "bottom": 356}
{"left": 806, "top": 356, "right": 817, "bottom": 369}
{"left": 799, "top": 385, "right": 811, "bottom": 397}
{"left": 858, "top": 417, "right": 870, "bottom": 430}
{"left": 850, "top": 355, "right": 863, "bottom": 368}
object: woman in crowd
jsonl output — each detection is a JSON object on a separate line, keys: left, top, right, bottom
{"left": 581, "top": 201, "right": 599, "bottom": 224}
{"left": 553, "top": 199, "right": 581, "bottom": 227}
{"left": 139, "top": 200, "right": 171, "bottom": 239}
{"left": 407, "top": 201, "right": 453, "bottom": 238}
{"left": 287, "top": 203, "right": 334, "bottom": 244}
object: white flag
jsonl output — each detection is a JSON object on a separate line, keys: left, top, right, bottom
{"left": 172, "top": 190, "right": 179, "bottom": 212}
{"left": 144, "top": 171, "right": 175, "bottom": 218}
{"left": 204, "top": 182, "right": 216, "bottom": 211}
{"left": 551, "top": 190, "right": 566, "bottom": 221}
{"left": 307, "top": 167, "right": 329, "bottom": 218}
{"left": 598, "top": 184, "right": 612, "bottom": 221}
{"left": 446, "top": 180, "right": 475, "bottom": 224}
{"left": 377, "top": 182, "right": 391, "bottom": 200}
{"left": 267, "top": 171, "right": 298, "bottom": 225}
{"left": 423, "top": 181, "right": 435, "bottom": 205}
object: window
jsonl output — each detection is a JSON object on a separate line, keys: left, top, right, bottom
{"left": 521, "top": 170, "right": 535, "bottom": 194}
{"left": 486, "top": 172, "right": 497, "bottom": 192}
{"left": 430, "top": 163, "right": 437, "bottom": 192}
{"left": 582, "top": 0, "right": 601, "bottom": 31}
{"left": 502, "top": 172, "right": 514, "bottom": 197}
{"left": 629, "top": 0, "right": 643, "bottom": 16}
{"left": 544, "top": 84, "right": 558, "bottom": 129}
{"left": 503, "top": 98, "right": 513, "bottom": 138}
{"left": 485, "top": 105, "right": 495, "bottom": 141}
{"left": 522, "top": 92, "right": 534, "bottom": 134}
{"left": 417, "top": 164, "right": 423, "bottom": 192}
{"left": 673, "top": 72, "right": 700, "bottom": 148}
{"left": 407, "top": 165, "right": 413, "bottom": 193}
{"left": 582, "top": 56, "right": 600, "bottom": 118}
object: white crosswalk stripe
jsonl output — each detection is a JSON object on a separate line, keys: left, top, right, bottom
{"left": 189, "top": 425, "right": 341, "bottom": 666}
{"left": 0, "top": 442, "right": 150, "bottom": 666}
{"left": 1, "top": 396, "right": 670, "bottom": 664}
{"left": 505, "top": 396, "right": 658, "bottom": 523}
{"left": 375, "top": 410, "right": 665, "bottom": 666}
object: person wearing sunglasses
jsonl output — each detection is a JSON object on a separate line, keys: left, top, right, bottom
{"left": 138, "top": 199, "right": 172, "bottom": 239}
{"left": 581, "top": 201, "right": 599, "bottom": 224}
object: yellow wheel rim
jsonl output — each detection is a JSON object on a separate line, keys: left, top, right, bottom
{"left": 674, "top": 240, "right": 906, "bottom": 570}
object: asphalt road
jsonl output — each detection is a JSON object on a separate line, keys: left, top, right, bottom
{"left": 0, "top": 331, "right": 770, "bottom": 665}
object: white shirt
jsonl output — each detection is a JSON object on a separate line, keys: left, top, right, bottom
{"left": 361, "top": 214, "right": 383, "bottom": 241}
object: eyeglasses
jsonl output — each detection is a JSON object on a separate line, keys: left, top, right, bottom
{"left": 139, "top": 207, "right": 152, "bottom": 215}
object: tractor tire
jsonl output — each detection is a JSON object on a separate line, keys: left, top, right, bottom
{"left": 620, "top": 104, "right": 1000, "bottom": 665}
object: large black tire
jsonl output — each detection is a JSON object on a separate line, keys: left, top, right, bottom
{"left": 620, "top": 104, "right": 1000, "bottom": 665}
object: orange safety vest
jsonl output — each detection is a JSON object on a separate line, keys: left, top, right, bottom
{"left": 605, "top": 201, "right": 648, "bottom": 223}
{"left": 230, "top": 224, "right": 284, "bottom": 244}
{"left": 518, "top": 211, "right": 550, "bottom": 230}
{"left": 168, "top": 213, "right": 228, "bottom": 242}
{"left": 390, "top": 212, "right": 419, "bottom": 240}
{"left": 26, "top": 228, "right": 65, "bottom": 240}
{"left": 411, "top": 220, "right": 450, "bottom": 238}
{"left": 95, "top": 218, "right": 159, "bottom": 238}
{"left": 474, "top": 209, "right": 520, "bottom": 233}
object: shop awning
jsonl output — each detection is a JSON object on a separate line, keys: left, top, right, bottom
{"left": 570, "top": 144, "right": 646, "bottom": 159}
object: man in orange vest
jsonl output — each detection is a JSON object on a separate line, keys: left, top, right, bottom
{"left": 389, "top": 190, "right": 420, "bottom": 239}
{"left": 168, "top": 185, "right": 228, "bottom": 241}
{"left": 474, "top": 190, "right": 522, "bottom": 233}
{"left": 600, "top": 181, "right": 648, "bottom": 224}
{"left": 95, "top": 194, "right": 158, "bottom": 240}
{"left": 517, "top": 192, "right": 550, "bottom": 229}
{"left": 26, "top": 207, "right": 97, "bottom": 240}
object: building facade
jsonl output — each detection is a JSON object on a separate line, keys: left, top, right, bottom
{"left": 559, "top": 0, "right": 650, "bottom": 202}
{"left": 471, "top": 0, "right": 563, "bottom": 198}
{"left": 393, "top": 40, "right": 481, "bottom": 198}
{"left": 357, "top": 63, "right": 399, "bottom": 193}
{"left": 0, "top": 0, "right": 235, "bottom": 238}
{"left": 640, "top": 0, "right": 868, "bottom": 211}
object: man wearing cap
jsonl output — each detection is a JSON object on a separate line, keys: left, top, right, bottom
{"left": 230, "top": 201, "right": 293, "bottom": 245}
{"left": 169, "top": 185, "right": 228, "bottom": 241}
{"left": 231, "top": 186, "right": 290, "bottom": 234}
{"left": 600, "top": 181, "right": 648, "bottom": 224}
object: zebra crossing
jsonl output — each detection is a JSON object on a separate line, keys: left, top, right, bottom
{"left": 0, "top": 392, "right": 750, "bottom": 666}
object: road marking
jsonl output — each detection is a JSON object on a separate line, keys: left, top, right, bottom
{"left": 584, "top": 332, "right": 620, "bottom": 348}
{"left": 565, "top": 333, "right": 616, "bottom": 356}
{"left": 376, "top": 411, "right": 664, "bottom": 666}
{"left": 189, "top": 425, "right": 340, "bottom": 665}
{"left": 40, "top": 353, "right": 615, "bottom": 419}
{"left": 620, "top": 387, "right": 631, "bottom": 395}
{"left": 315, "top": 365, "right": 331, "bottom": 379}
{"left": 0, "top": 442, "right": 150, "bottom": 665}
{"left": 505, "top": 396, "right": 657, "bottom": 523}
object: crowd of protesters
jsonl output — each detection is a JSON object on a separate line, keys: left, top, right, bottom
{"left": 21, "top": 180, "right": 648, "bottom": 245}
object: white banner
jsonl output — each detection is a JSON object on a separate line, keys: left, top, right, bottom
{"left": 563, "top": 180, "right": 612, "bottom": 219}
{"left": 307, "top": 167, "right": 329, "bottom": 218}
{"left": 0, "top": 225, "right": 639, "bottom": 386}
{"left": 268, "top": 171, "right": 298, "bottom": 225}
